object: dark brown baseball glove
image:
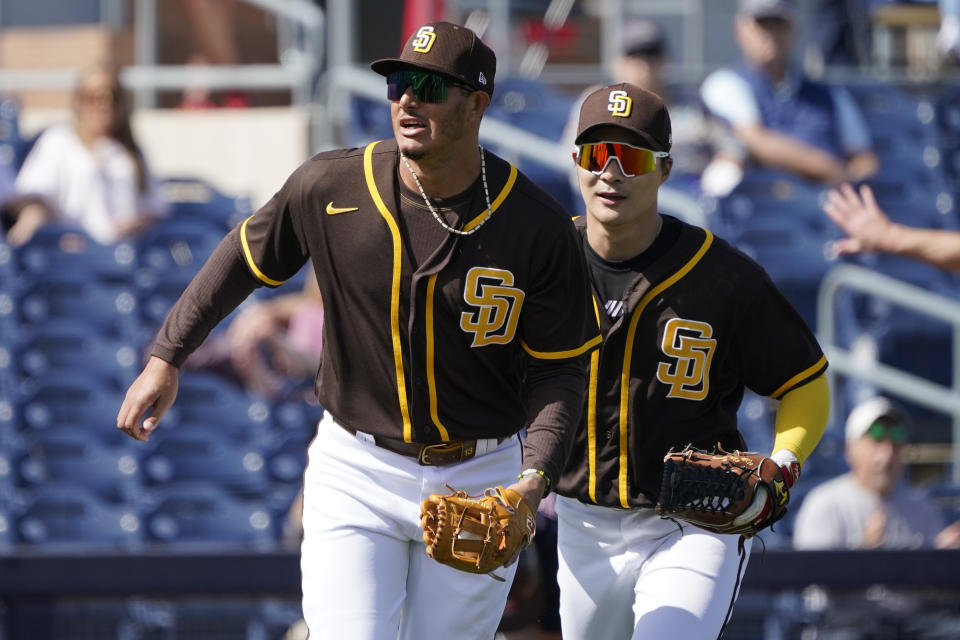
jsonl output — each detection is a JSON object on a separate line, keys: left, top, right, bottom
{"left": 421, "top": 486, "right": 536, "bottom": 580}
{"left": 655, "top": 445, "right": 791, "bottom": 537}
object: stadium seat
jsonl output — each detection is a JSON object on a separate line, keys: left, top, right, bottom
{"left": 174, "top": 372, "right": 273, "bottom": 440}
{"left": 16, "top": 432, "right": 141, "bottom": 504}
{"left": 140, "top": 482, "right": 274, "bottom": 547}
{"left": 15, "top": 224, "right": 137, "bottom": 285}
{"left": 15, "top": 372, "right": 125, "bottom": 437}
{"left": 137, "top": 218, "right": 225, "bottom": 275}
{"left": 266, "top": 434, "right": 309, "bottom": 485}
{"left": 0, "top": 508, "right": 10, "bottom": 549}
{"left": 158, "top": 176, "right": 254, "bottom": 230}
{"left": 13, "top": 273, "right": 140, "bottom": 342}
{"left": 9, "top": 320, "right": 139, "bottom": 391}
{"left": 12, "top": 485, "right": 142, "bottom": 548}
{"left": 271, "top": 399, "right": 323, "bottom": 439}
{"left": 141, "top": 429, "right": 270, "bottom": 498}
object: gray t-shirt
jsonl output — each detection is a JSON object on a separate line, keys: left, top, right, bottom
{"left": 793, "top": 473, "right": 945, "bottom": 550}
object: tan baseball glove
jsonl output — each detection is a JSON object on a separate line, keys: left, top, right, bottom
{"left": 655, "top": 445, "right": 792, "bottom": 537}
{"left": 421, "top": 486, "right": 536, "bottom": 580}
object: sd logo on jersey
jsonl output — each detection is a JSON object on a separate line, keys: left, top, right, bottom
{"left": 412, "top": 26, "right": 437, "bottom": 53}
{"left": 460, "top": 267, "right": 525, "bottom": 347}
{"left": 656, "top": 318, "right": 716, "bottom": 400}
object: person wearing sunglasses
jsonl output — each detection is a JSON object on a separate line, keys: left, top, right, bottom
{"left": 794, "top": 396, "right": 960, "bottom": 551}
{"left": 116, "top": 20, "right": 600, "bottom": 640}
{"left": 792, "top": 396, "right": 960, "bottom": 637}
{"left": 552, "top": 82, "right": 831, "bottom": 639}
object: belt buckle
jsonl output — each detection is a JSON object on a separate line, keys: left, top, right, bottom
{"left": 418, "top": 441, "right": 474, "bottom": 466}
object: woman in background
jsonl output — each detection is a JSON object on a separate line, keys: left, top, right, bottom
{"left": 6, "top": 63, "right": 166, "bottom": 246}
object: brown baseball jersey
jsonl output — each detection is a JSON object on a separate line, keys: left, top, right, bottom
{"left": 555, "top": 215, "right": 827, "bottom": 509}
{"left": 210, "top": 139, "right": 599, "bottom": 446}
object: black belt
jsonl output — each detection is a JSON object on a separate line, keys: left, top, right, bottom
{"left": 339, "top": 424, "right": 509, "bottom": 466}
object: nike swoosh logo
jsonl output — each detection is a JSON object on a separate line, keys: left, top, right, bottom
{"left": 326, "top": 202, "right": 359, "bottom": 215}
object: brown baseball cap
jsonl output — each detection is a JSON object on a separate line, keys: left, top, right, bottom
{"left": 575, "top": 83, "right": 672, "bottom": 152}
{"left": 371, "top": 22, "right": 496, "bottom": 96}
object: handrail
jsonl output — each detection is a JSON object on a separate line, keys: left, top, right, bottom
{"left": 817, "top": 263, "right": 960, "bottom": 482}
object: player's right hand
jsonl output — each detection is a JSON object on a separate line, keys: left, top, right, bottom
{"left": 116, "top": 355, "right": 179, "bottom": 442}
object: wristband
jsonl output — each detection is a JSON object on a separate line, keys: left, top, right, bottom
{"left": 518, "top": 468, "right": 551, "bottom": 497}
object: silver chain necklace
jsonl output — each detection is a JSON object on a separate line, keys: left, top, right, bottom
{"left": 400, "top": 145, "right": 493, "bottom": 236}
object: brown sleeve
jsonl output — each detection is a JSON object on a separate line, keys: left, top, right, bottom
{"left": 151, "top": 227, "right": 261, "bottom": 367}
{"left": 521, "top": 357, "right": 588, "bottom": 493}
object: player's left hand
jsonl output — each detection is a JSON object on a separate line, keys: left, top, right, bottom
{"left": 502, "top": 477, "right": 545, "bottom": 567}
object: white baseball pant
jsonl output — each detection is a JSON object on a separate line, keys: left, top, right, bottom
{"left": 556, "top": 495, "right": 751, "bottom": 640}
{"left": 301, "top": 412, "right": 522, "bottom": 639}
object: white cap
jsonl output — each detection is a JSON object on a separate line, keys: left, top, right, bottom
{"left": 845, "top": 397, "right": 906, "bottom": 442}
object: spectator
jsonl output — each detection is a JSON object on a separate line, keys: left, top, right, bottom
{"left": 699, "top": 0, "right": 878, "bottom": 192}
{"left": 792, "top": 396, "right": 960, "bottom": 638}
{"left": 823, "top": 182, "right": 960, "bottom": 271}
{"left": 7, "top": 63, "right": 167, "bottom": 247}
{"left": 794, "top": 396, "right": 960, "bottom": 550}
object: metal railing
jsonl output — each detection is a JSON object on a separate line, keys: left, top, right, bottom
{"left": 817, "top": 263, "right": 960, "bottom": 482}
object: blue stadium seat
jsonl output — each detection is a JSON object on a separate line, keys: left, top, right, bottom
{"left": 0, "top": 508, "right": 10, "bottom": 549}
{"left": 13, "top": 273, "right": 140, "bottom": 342}
{"left": 713, "top": 171, "right": 828, "bottom": 242}
{"left": 16, "top": 372, "right": 125, "bottom": 440}
{"left": 9, "top": 320, "right": 139, "bottom": 391}
{"left": 266, "top": 434, "right": 309, "bottom": 485}
{"left": 173, "top": 372, "right": 273, "bottom": 443}
{"left": 137, "top": 218, "right": 225, "bottom": 275}
{"left": 15, "top": 224, "right": 137, "bottom": 285}
{"left": 13, "top": 485, "right": 142, "bottom": 548}
{"left": 0, "top": 447, "right": 14, "bottom": 509}
{"left": 0, "top": 96, "right": 21, "bottom": 174}
{"left": 271, "top": 399, "right": 323, "bottom": 438}
{"left": 50, "top": 601, "right": 140, "bottom": 640}
{"left": 141, "top": 482, "right": 274, "bottom": 547}
{"left": 158, "top": 176, "right": 253, "bottom": 230}
{"left": 141, "top": 429, "right": 270, "bottom": 498}
{"left": 16, "top": 432, "right": 141, "bottom": 504}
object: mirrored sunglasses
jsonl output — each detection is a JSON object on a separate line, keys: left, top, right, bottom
{"left": 386, "top": 70, "right": 474, "bottom": 103}
{"left": 866, "top": 421, "right": 907, "bottom": 444}
{"left": 573, "top": 142, "right": 669, "bottom": 177}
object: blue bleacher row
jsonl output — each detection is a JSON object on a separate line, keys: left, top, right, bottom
{"left": 0, "top": 167, "right": 319, "bottom": 550}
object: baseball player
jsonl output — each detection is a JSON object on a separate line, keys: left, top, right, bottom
{"left": 553, "top": 83, "right": 830, "bottom": 639}
{"left": 116, "top": 22, "right": 600, "bottom": 640}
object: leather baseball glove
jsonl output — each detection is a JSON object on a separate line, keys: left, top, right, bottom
{"left": 655, "top": 445, "right": 792, "bottom": 537}
{"left": 421, "top": 486, "right": 536, "bottom": 580}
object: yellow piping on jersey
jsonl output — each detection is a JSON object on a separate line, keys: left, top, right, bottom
{"left": 422, "top": 161, "right": 517, "bottom": 439}
{"left": 425, "top": 274, "right": 451, "bottom": 442}
{"left": 520, "top": 335, "right": 601, "bottom": 360}
{"left": 587, "top": 297, "right": 601, "bottom": 503}
{"left": 616, "top": 230, "right": 714, "bottom": 508}
{"left": 363, "top": 141, "right": 413, "bottom": 442}
{"left": 462, "top": 163, "right": 518, "bottom": 232}
{"left": 239, "top": 215, "right": 286, "bottom": 286}
{"left": 769, "top": 354, "right": 828, "bottom": 399}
